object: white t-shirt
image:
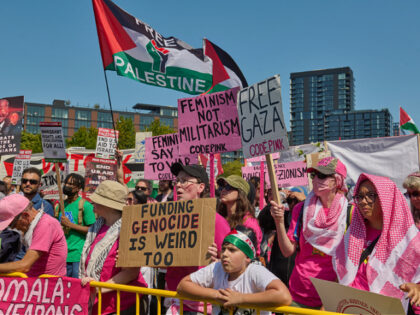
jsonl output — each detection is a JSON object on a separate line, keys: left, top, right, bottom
{"left": 190, "top": 262, "right": 278, "bottom": 315}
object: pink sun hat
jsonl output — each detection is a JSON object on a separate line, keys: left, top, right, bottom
{"left": 0, "top": 194, "right": 30, "bottom": 231}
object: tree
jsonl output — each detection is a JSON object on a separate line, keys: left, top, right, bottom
{"left": 66, "top": 126, "right": 98, "bottom": 149}
{"left": 220, "top": 159, "right": 243, "bottom": 177}
{"left": 116, "top": 117, "right": 135, "bottom": 149}
{"left": 20, "top": 131, "right": 43, "bottom": 153}
{"left": 145, "top": 119, "right": 176, "bottom": 136}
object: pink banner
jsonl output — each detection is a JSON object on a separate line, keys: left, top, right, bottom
{"left": 242, "top": 161, "right": 308, "bottom": 188}
{"left": 178, "top": 87, "right": 242, "bottom": 155}
{"left": 246, "top": 152, "right": 280, "bottom": 164}
{"left": 0, "top": 277, "right": 90, "bottom": 314}
{"left": 144, "top": 133, "right": 198, "bottom": 180}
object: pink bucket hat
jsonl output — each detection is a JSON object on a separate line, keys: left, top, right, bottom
{"left": 307, "top": 156, "right": 347, "bottom": 178}
{"left": 0, "top": 194, "right": 30, "bottom": 231}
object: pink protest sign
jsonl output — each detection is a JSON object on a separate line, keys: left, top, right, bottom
{"left": 0, "top": 277, "right": 90, "bottom": 314}
{"left": 242, "top": 161, "right": 308, "bottom": 188}
{"left": 178, "top": 87, "right": 242, "bottom": 155}
{"left": 144, "top": 133, "right": 198, "bottom": 180}
{"left": 246, "top": 152, "right": 280, "bottom": 164}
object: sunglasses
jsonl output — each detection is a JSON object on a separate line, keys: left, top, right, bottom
{"left": 21, "top": 178, "right": 39, "bottom": 185}
{"left": 354, "top": 192, "right": 377, "bottom": 204}
{"left": 220, "top": 183, "right": 235, "bottom": 191}
{"left": 309, "top": 172, "right": 330, "bottom": 180}
{"left": 126, "top": 197, "right": 133, "bottom": 202}
{"left": 405, "top": 191, "right": 420, "bottom": 198}
{"left": 135, "top": 186, "right": 148, "bottom": 191}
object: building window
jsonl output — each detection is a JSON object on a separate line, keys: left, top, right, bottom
{"left": 76, "top": 110, "right": 90, "bottom": 121}
{"left": 26, "top": 105, "right": 45, "bottom": 133}
{"left": 52, "top": 108, "right": 68, "bottom": 128}
{"left": 139, "top": 116, "right": 155, "bottom": 130}
{"left": 97, "top": 111, "right": 113, "bottom": 129}
{"left": 159, "top": 117, "right": 173, "bottom": 127}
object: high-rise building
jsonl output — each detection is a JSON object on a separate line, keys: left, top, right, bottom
{"left": 392, "top": 122, "right": 401, "bottom": 136}
{"left": 290, "top": 67, "right": 355, "bottom": 145}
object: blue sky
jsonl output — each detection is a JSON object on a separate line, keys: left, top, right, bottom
{"left": 1, "top": 0, "right": 419, "bottom": 130}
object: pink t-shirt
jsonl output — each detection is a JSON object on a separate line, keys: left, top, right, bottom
{"left": 28, "top": 214, "right": 67, "bottom": 277}
{"left": 86, "top": 225, "right": 147, "bottom": 315}
{"left": 243, "top": 213, "right": 263, "bottom": 256}
{"left": 165, "top": 212, "right": 230, "bottom": 312}
{"left": 286, "top": 202, "right": 337, "bottom": 307}
{"left": 350, "top": 227, "right": 381, "bottom": 291}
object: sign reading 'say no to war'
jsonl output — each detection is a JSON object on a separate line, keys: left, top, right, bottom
{"left": 237, "top": 75, "right": 289, "bottom": 158}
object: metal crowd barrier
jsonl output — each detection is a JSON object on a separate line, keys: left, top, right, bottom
{"left": 1, "top": 273, "right": 343, "bottom": 315}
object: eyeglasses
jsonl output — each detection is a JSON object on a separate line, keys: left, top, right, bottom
{"left": 174, "top": 178, "right": 199, "bottom": 186}
{"left": 354, "top": 192, "right": 377, "bottom": 204}
{"left": 405, "top": 191, "right": 420, "bottom": 198}
{"left": 21, "top": 178, "right": 39, "bottom": 185}
{"left": 126, "top": 197, "right": 133, "bottom": 203}
{"left": 220, "top": 183, "right": 235, "bottom": 191}
{"left": 135, "top": 186, "right": 148, "bottom": 191}
{"left": 309, "top": 172, "right": 330, "bottom": 180}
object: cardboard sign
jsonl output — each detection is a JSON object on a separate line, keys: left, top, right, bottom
{"left": 178, "top": 87, "right": 242, "bottom": 155}
{"left": 95, "top": 128, "right": 119, "bottom": 159}
{"left": 40, "top": 122, "right": 67, "bottom": 162}
{"left": 84, "top": 158, "right": 117, "bottom": 201}
{"left": 0, "top": 277, "right": 90, "bottom": 314}
{"left": 237, "top": 75, "right": 289, "bottom": 158}
{"left": 242, "top": 161, "right": 308, "bottom": 188}
{"left": 311, "top": 278, "right": 405, "bottom": 315}
{"left": 0, "top": 96, "right": 24, "bottom": 155}
{"left": 118, "top": 198, "right": 216, "bottom": 267}
{"left": 11, "top": 150, "right": 32, "bottom": 185}
{"left": 144, "top": 133, "right": 198, "bottom": 180}
{"left": 134, "top": 132, "right": 152, "bottom": 163}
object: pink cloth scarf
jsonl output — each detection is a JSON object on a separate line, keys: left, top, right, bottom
{"left": 334, "top": 173, "right": 420, "bottom": 307}
{"left": 302, "top": 190, "right": 348, "bottom": 255}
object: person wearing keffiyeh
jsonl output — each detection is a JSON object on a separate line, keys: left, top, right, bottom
{"left": 403, "top": 171, "right": 420, "bottom": 230}
{"left": 333, "top": 173, "right": 420, "bottom": 314}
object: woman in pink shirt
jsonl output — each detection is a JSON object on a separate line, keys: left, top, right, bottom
{"left": 334, "top": 173, "right": 420, "bottom": 314}
{"left": 217, "top": 175, "right": 263, "bottom": 256}
{"left": 80, "top": 180, "right": 147, "bottom": 315}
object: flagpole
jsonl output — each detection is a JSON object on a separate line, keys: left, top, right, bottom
{"left": 103, "top": 69, "right": 119, "bottom": 148}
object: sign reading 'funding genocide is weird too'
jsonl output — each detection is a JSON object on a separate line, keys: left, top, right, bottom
{"left": 144, "top": 133, "right": 198, "bottom": 180}
{"left": 177, "top": 87, "right": 242, "bottom": 155}
{"left": 96, "top": 128, "right": 119, "bottom": 159}
{"left": 237, "top": 75, "right": 289, "bottom": 158}
{"left": 40, "top": 122, "right": 67, "bottom": 162}
{"left": 118, "top": 198, "right": 216, "bottom": 267}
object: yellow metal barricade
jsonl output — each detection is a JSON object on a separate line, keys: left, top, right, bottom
{"left": 0, "top": 273, "right": 343, "bottom": 315}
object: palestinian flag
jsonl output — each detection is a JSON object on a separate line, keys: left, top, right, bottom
{"left": 92, "top": 0, "right": 247, "bottom": 95}
{"left": 400, "top": 107, "right": 419, "bottom": 134}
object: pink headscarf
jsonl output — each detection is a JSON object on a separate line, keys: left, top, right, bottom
{"left": 334, "top": 173, "right": 420, "bottom": 307}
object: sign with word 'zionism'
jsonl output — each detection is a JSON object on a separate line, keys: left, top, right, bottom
{"left": 237, "top": 75, "right": 289, "bottom": 158}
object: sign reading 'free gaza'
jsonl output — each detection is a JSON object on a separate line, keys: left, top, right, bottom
{"left": 177, "top": 87, "right": 242, "bottom": 155}
{"left": 237, "top": 75, "right": 289, "bottom": 158}
{"left": 118, "top": 198, "right": 216, "bottom": 267}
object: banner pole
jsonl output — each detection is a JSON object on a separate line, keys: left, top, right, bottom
{"left": 55, "top": 163, "right": 65, "bottom": 217}
{"left": 259, "top": 161, "right": 265, "bottom": 209}
{"left": 209, "top": 154, "right": 215, "bottom": 198}
{"left": 265, "top": 153, "right": 280, "bottom": 204}
{"left": 103, "top": 70, "right": 119, "bottom": 148}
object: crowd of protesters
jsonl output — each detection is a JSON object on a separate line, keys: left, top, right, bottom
{"left": 0, "top": 153, "right": 419, "bottom": 315}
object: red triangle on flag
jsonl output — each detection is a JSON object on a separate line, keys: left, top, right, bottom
{"left": 399, "top": 107, "right": 411, "bottom": 126}
{"left": 204, "top": 39, "right": 230, "bottom": 93}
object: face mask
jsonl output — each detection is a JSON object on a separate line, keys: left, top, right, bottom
{"left": 312, "top": 176, "right": 335, "bottom": 196}
{"left": 133, "top": 190, "right": 148, "bottom": 204}
{"left": 63, "top": 186, "right": 76, "bottom": 196}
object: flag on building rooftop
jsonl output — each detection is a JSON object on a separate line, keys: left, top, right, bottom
{"left": 400, "top": 107, "right": 419, "bottom": 134}
{"left": 92, "top": 0, "right": 247, "bottom": 95}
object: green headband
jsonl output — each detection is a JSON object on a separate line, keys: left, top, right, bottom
{"left": 223, "top": 230, "right": 256, "bottom": 259}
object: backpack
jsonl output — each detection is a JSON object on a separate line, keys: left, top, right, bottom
{"left": 55, "top": 197, "right": 88, "bottom": 225}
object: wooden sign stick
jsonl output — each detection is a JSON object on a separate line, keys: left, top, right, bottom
{"left": 55, "top": 163, "right": 65, "bottom": 215}
{"left": 265, "top": 153, "right": 281, "bottom": 204}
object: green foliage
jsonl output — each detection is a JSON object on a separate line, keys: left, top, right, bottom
{"left": 220, "top": 159, "right": 243, "bottom": 177}
{"left": 66, "top": 126, "right": 98, "bottom": 149}
{"left": 145, "top": 119, "right": 176, "bottom": 136}
{"left": 116, "top": 117, "right": 135, "bottom": 149}
{"left": 20, "top": 131, "right": 43, "bottom": 153}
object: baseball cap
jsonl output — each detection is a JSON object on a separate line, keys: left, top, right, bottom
{"left": 0, "top": 194, "right": 30, "bottom": 231}
{"left": 217, "top": 175, "right": 250, "bottom": 195}
{"left": 171, "top": 163, "right": 209, "bottom": 185}
{"left": 307, "top": 157, "right": 347, "bottom": 178}
{"left": 90, "top": 180, "right": 128, "bottom": 211}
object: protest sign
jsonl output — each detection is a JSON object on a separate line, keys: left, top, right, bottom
{"left": 178, "top": 87, "right": 242, "bottom": 155}
{"left": 0, "top": 276, "right": 90, "bottom": 315}
{"left": 134, "top": 132, "right": 152, "bottom": 163}
{"left": 311, "top": 278, "right": 405, "bottom": 315}
{"left": 144, "top": 133, "right": 198, "bottom": 180}
{"left": 84, "top": 158, "right": 117, "bottom": 200}
{"left": 11, "top": 150, "right": 32, "bottom": 185}
{"left": 40, "top": 122, "right": 67, "bottom": 162}
{"left": 0, "top": 96, "right": 24, "bottom": 155}
{"left": 246, "top": 152, "right": 280, "bottom": 164}
{"left": 237, "top": 75, "right": 289, "bottom": 158}
{"left": 118, "top": 198, "right": 216, "bottom": 267}
{"left": 242, "top": 161, "right": 308, "bottom": 188}
{"left": 95, "top": 128, "right": 119, "bottom": 159}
